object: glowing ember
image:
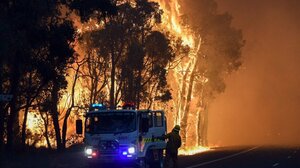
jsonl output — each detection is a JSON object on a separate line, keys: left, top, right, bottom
{"left": 179, "top": 146, "right": 210, "bottom": 156}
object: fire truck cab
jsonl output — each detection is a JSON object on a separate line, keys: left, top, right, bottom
{"left": 76, "top": 103, "right": 167, "bottom": 167}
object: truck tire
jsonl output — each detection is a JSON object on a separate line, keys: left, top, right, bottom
{"left": 149, "top": 149, "right": 164, "bottom": 168}
{"left": 136, "top": 158, "right": 149, "bottom": 168}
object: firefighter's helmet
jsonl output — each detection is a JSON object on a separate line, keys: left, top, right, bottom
{"left": 173, "top": 125, "right": 180, "bottom": 132}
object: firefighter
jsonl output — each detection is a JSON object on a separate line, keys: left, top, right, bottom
{"left": 161, "top": 125, "right": 182, "bottom": 168}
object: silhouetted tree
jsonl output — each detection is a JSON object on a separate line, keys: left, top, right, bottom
{"left": 61, "top": 60, "right": 84, "bottom": 148}
{"left": 69, "top": 0, "right": 117, "bottom": 22}
{"left": 0, "top": 0, "right": 59, "bottom": 150}
{"left": 77, "top": 32, "right": 109, "bottom": 105}
{"left": 0, "top": 0, "right": 78, "bottom": 151}
{"left": 80, "top": 0, "right": 174, "bottom": 109}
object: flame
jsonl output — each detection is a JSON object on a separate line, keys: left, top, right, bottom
{"left": 179, "top": 146, "right": 210, "bottom": 155}
{"left": 152, "top": 0, "right": 210, "bottom": 156}
{"left": 24, "top": 0, "right": 209, "bottom": 153}
{"left": 26, "top": 112, "right": 40, "bottom": 131}
{"left": 24, "top": 111, "right": 54, "bottom": 147}
{"left": 153, "top": 0, "right": 195, "bottom": 47}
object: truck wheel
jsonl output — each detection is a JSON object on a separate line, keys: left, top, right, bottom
{"left": 150, "top": 150, "right": 164, "bottom": 168}
{"left": 136, "top": 158, "right": 149, "bottom": 168}
{"left": 152, "top": 158, "right": 163, "bottom": 168}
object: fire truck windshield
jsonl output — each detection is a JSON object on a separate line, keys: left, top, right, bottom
{"left": 85, "top": 112, "right": 136, "bottom": 134}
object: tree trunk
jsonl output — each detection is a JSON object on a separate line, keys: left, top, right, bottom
{"left": 21, "top": 73, "right": 33, "bottom": 148}
{"left": 196, "top": 108, "right": 202, "bottom": 146}
{"left": 21, "top": 104, "right": 30, "bottom": 148}
{"left": 0, "top": 65, "right": 4, "bottom": 150}
{"left": 177, "top": 64, "right": 190, "bottom": 124}
{"left": 50, "top": 81, "right": 62, "bottom": 150}
{"left": 180, "top": 51, "right": 200, "bottom": 147}
{"left": 62, "top": 109, "right": 70, "bottom": 149}
{"left": 110, "top": 53, "right": 115, "bottom": 109}
{"left": 198, "top": 114, "right": 204, "bottom": 146}
{"left": 197, "top": 84, "right": 205, "bottom": 146}
{"left": 0, "top": 104, "right": 4, "bottom": 151}
{"left": 62, "top": 65, "right": 79, "bottom": 148}
{"left": 197, "top": 103, "right": 208, "bottom": 146}
{"left": 7, "top": 64, "right": 20, "bottom": 150}
{"left": 136, "top": 69, "right": 142, "bottom": 109}
{"left": 180, "top": 69, "right": 196, "bottom": 147}
{"left": 202, "top": 106, "right": 209, "bottom": 146}
{"left": 40, "top": 111, "right": 52, "bottom": 149}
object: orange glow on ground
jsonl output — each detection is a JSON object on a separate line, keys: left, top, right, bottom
{"left": 179, "top": 146, "right": 210, "bottom": 155}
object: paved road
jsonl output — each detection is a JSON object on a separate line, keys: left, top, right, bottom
{"left": 2, "top": 146, "right": 300, "bottom": 168}
{"left": 179, "top": 146, "right": 300, "bottom": 168}
{"left": 86, "top": 146, "right": 300, "bottom": 168}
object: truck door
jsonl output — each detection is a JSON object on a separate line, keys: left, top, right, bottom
{"left": 151, "top": 111, "right": 165, "bottom": 138}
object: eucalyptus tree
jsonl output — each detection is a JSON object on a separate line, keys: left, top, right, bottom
{"left": 118, "top": 0, "right": 175, "bottom": 108}
{"left": 79, "top": 0, "right": 175, "bottom": 109}
{"left": 77, "top": 32, "right": 110, "bottom": 105}
{"left": 0, "top": 0, "right": 65, "bottom": 150}
{"left": 0, "top": 0, "right": 80, "bottom": 150}
{"left": 179, "top": 0, "right": 245, "bottom": 146}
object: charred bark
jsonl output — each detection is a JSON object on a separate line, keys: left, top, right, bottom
{"left": 7, "top": 64, "right": 20, "bottom": 150}
{"left": 180, "top": 68, "right": 196, "bottom": 147}
{"left": 109, "top": 52, "right": 116, "bottom": 109}
{"left": 21, "top": 73, "right": 32, "bottom": 148}
{"left": 21, "top": 103, "right": 30, "bottom": 147}
{"left": 40, "top": 111, "right": 52, "bottom": 149}
{"left": 62, "top": 64, "right": 79, "bottom": 148}
{"left": 202, "top": 107, "right": 209, "bottom": 146}
{"left": 0, "top": 65, "right": 4, "bottom": 150}
{"left": 50, "top": 81, "right": 62, "bottom": 150}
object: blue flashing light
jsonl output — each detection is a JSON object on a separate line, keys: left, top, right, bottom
{"left": 122, "top": 151, "right": 128, "bottom": 155}
{"left": 127, "top": 155, "right": 133, "bottom": 158}
{"left": 90, "top": 103, "right": 107, "bottom": 111}
{"left": 92, "top": 103, "right": 103, "bottom": 108}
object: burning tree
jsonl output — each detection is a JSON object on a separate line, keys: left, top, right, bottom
{"left": 0, "top": 0, "right": 243, "bottom": 152}
{"left": 75, "top": 0, "right": 176, "bottom": 109}
{"left": 156, "top": 0, "right": 244, "bottom": 147}
{"left": 73, "top": 0, "right": 243, "bottom": 149}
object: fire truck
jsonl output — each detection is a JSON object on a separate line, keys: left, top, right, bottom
{"left": 76, "top": 103, "right": 167, "bottom": 167}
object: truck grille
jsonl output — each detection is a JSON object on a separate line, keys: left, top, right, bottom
{"left": 98, "top": 140, "right": 119, "bottom": 155}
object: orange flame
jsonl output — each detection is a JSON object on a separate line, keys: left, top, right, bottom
{"left": 152, "top": 0, "right": 209, "bottom": 156}
{"left": 25, "top": 0, "right": 209, "bottom": 154}
{"left": 179, "top": 146, "right": 210, "bottom": 155}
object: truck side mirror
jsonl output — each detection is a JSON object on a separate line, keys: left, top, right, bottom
{"left": 141, "top": 118, "right": 149, "bottom": 133}
{"left": 76, "top": 119, "right": 83, "bottom": 134}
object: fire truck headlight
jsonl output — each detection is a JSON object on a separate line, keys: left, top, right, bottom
{"left": 128, "top": 147, "right": 135, "bottom": 154}
{"left": 85, "top": 148, "right": 93, "bottom": 155}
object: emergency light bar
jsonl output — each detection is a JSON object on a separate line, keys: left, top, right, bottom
{"left": 89, "top": 103, "right": 107, "bottom": 111}
{"left": 122, "top": 102, "right": 135, "bottom": 110}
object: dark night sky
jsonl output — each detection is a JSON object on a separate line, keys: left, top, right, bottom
{"left": 208, "top": 0, "right": 300, "bottom": 146}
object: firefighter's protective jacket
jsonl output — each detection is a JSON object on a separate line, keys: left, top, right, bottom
{"left": 163, "top": 130, "right": 181, "bottom": 155}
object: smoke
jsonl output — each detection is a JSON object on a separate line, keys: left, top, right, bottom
{"left": 207, "top": 0, "right": 300, "bottom": 146}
